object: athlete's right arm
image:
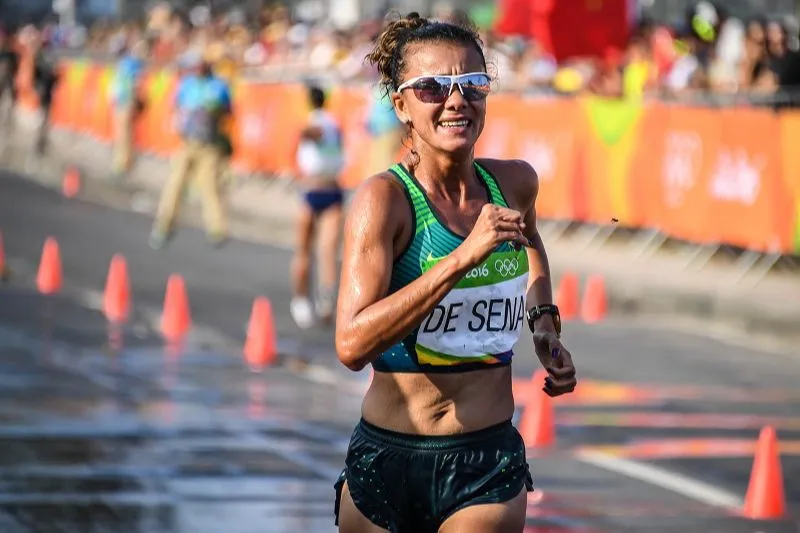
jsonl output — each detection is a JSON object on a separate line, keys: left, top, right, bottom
{"left": 334, "top": 175, "right": 527, "bottom": 371}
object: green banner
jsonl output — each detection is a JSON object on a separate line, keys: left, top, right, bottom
{"left": 582, "top": 96, "right": 644, "bottom": 223}
{"left": 584, "top": 96, "right": 642, "bottom": 146}
{"left": 794, "top": 203, "right": 800, "bottom": 254}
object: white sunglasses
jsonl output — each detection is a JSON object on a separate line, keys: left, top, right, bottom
{"left": 396, "top": 72, "right": 492, "bottom": 103}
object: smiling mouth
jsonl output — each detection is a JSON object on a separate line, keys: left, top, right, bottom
{"left": 438, "top": 119, "right": 472, "bottom": 128}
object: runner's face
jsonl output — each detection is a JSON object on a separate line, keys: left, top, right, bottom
{"left": 392, "top": 42, "right": 487, "bottom": 157}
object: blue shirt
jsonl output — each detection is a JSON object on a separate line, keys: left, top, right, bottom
{"left": 366, "top": 87, "right": 401, "bottom": 136}
{"left": 174, "top": 74, "right": 231, "bottom": 143}
{"left": 110, "top": 55, "right": 145, "bottom": 108}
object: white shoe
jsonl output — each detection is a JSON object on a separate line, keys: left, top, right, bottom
{"left": 290, "top": 297, "right": 315, "bottom": 329}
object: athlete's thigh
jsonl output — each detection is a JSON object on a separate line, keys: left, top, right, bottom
{"left": 294, "top": 200, "right": 316, "bottom": 252}
{"left": 337, "top": 481, "right": 390, "bottom": 533}
{"left": 316, "top": 203, "right": 343, "bottom": 250}
{"left": 437, "top": 487, "right": 527, "bottom": 533}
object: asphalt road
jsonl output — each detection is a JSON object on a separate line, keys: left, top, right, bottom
{"left": 1, "top": 171, "right": 799, "bottom": 532}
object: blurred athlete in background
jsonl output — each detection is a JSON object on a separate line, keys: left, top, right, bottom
{"left": 290, "top": 84, "right": 345, "bottom": 329}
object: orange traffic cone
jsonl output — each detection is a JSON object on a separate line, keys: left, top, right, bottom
{"left": 244, "top": 296, "right": 277, "bottom": 371}
{"left": 62, "top": 167, "right": 81, "bottom": 198}
{"left": 103, "top": 254, "right": 131, "bottom": 324}
{"left": 580, "top": 274, "right": 607, "bottom": 324}
{"left": 518, "top": 369, "right": 555, "bottom": 448}
{"left": 36, "top": 237, "right": 62, "bottom": 295}
{"left": 743, "top": 426, "right": 786, "bottom": 519}
{"left": 556, "top": 272, "right": 579, "bottom": 320}
{"left": 161, "top": 274, "right": 191, "bottom": 341}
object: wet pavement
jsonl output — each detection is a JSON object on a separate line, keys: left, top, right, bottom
{"left": 1, "top": 171, "right": 799, "bottom": 532}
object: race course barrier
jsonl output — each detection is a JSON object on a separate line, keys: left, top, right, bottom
{"left": 15, "top": 59, "right": 800, "bottom": 256}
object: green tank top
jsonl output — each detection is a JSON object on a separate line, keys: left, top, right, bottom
{"left": 372, "top": 161, "right": 530, "bottom": 374}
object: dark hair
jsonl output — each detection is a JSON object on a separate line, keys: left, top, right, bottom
{"left": 365, "top": 11, "right": 486, "bottom": 98}
{"left": 308, "top": 85, "right": 326, "bottom": 109}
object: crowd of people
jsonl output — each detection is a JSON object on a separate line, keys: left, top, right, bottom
{"left": 4, "top": 1, "right": 799, "bottom": 105}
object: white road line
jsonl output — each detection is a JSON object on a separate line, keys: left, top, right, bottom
{"left": 576, "top": 450, "right": 744, "bottom": 510}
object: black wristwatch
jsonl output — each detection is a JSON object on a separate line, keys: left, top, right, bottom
{"left": 526, "top": 304, "right": 562, "bottom": 337}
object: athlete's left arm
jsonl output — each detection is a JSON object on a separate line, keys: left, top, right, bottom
{"left": 504, "top": 159, "right": 577, "bottom": 398}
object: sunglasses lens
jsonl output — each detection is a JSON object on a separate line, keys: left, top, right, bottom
{"left": 412, "top": 78, "right": 450, "bottom": 103}
{"left": 459, "top": 74, "right": 491, "bottom": 101}
{"left": 408, "top": 74, "right": 492, "bottom": 103}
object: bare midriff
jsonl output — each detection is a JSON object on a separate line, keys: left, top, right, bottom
{"left": 360, "top": 365, "right": 515, "bottom": 435}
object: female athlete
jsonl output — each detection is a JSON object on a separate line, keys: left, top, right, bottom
{"left": 333, "top": 12, "right": 578, "bottom": 533}
{"left": 291, "top": 84, "right": 346, "bottom": 328}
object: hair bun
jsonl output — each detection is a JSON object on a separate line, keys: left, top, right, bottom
{"left": 366, "top": 11, "right": 430, "bottom": 96}
{"left": 365, "top": 10, "right": 485, "bottom": 99}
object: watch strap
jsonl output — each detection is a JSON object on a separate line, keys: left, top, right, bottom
{"left": 526, "top": 304, "right": 562, "bottom": 336}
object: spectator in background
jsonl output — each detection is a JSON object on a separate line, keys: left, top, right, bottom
{"left": 0, "top": 29, "right": 19, "bottom": 132}
{"left": 739, "top": 19, "right": 778, "bottom": 93}
{"left": 588, "top": 47, "right": 624, "bottom": 98}
{"left": 149, "top": 53, "right": 232, "bottom": 250}
{"left": 664, "top": 28, "right": 706, "bottom": 96}
{"left": 623, "top": 33, "right": 657, "bottom": 99}
{"left": 31, "top": 32, "right": 59, "bottom": 155}
{"left": 364, "top": 82, "right": 403, "bottom": 178}
{"left": 707, "top": 17, "right": 745, "bottom": 93}
{"left": 523, "top": 38, "right": 558, "bottom": 90}
{"left": 109, "top": 39, "right": 147, "bottom": 179}
{"left": 765, "top": 19, "right": 800, "bottom": 91}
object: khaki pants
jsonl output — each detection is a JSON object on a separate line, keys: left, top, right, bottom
{"left": 111, "top": 105, "right": 135, "bottom": 174}
{"left": 153, "top": 140, "right": 226, "bottom": 237}
{"left": 0, "top": 80, "right": 14, "bottom": 135}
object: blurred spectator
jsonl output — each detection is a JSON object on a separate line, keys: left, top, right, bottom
{"left": 623, "top": 34, "right": 658, "bottom": 99}
{"left": 109, "top": 39, "right": 148, "bottom": 179}
{"left": 149, "top": 53, "right": 232, "bottom": 250}
{"left": 0, "top": 29, "right": 19, "bottom": 131}
{"left": 523, "top": 39, "right": 558, "bottom": 90}
{"left": 8, "top": 0, "right": 800, "bottom": 129}
{"left": 766, "top": 19, "right": 800, "bottom": 89}
{"left": 365, "top": 83, "right": 403, "bottom": 177}
{"left": 30, "top": 32, "right": 59, "bottom": 155}
{"left": 707, "top": 17, "right": 744, "bottom": 93}
{"left": 588, "top": 47, "right": 624, "bottom": 98}
{"left": 664, "top": 29, "right": 706, "bottom": 95}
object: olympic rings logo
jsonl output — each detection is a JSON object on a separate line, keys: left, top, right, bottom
{"left": 495, "top": 258, "right": 519, "bottom": 277}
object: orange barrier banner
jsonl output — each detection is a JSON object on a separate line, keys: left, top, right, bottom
{"left": 779, "top": 112, "right": 800, "bottom": 253}
{"left": 709, "top": 108, "right": 786, "bottom": 252}
{"left": 643, "top": 105, "right": 720, "bottom": 245}
{"left": 478, "top": 95, "right": 581, "bottom": 221}
{"left": 229, "top": 80, "right": 263, "bottom": 174}
{"left": 42, "top": 61, "right": 799, "bottom": 255}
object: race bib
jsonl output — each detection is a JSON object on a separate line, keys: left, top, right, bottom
{"left": 415, "top": 250, "right": 529, "bottom": 366}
